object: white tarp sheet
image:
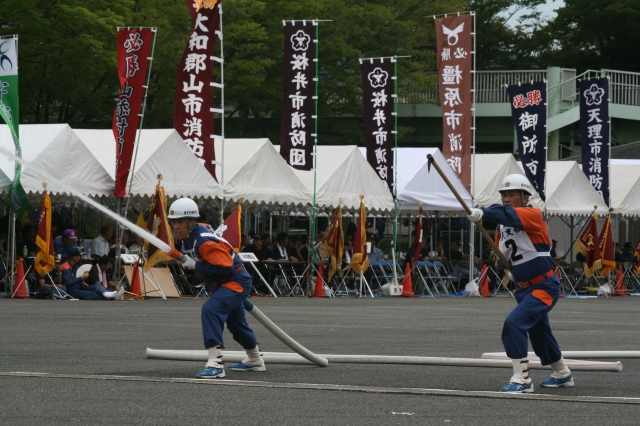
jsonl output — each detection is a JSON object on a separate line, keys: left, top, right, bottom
{"left": 0, "top": 124, "right": 113, "bottom": 200}
{"left": 218, "top": 139, "right": 311, "bottom": 207}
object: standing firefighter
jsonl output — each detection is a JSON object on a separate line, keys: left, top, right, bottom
{"left": 169, "top": 198, "right": 265, "bottom": 378}
{"left": 468, "top": 174, "right": 573, "bottom": 393}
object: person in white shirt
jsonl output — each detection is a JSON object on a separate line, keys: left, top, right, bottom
{"left": 90, "top": 226, "right": 113, "bottom": 257}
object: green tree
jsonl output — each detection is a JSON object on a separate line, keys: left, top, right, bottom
{"left": 1, "top": 0, "right": 133, "bottom": 125}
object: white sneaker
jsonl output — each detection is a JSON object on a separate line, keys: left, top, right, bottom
{"left": 102, "top": 291, "right": 117, "bottom": 299}
{"left": 115, "top": 287, "right": 125, "bottom": 301}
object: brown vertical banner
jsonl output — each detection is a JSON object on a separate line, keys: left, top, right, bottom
{"left": 173, "top": 0, "right": 221, "bottom": 180}
{"left": 280, "top": 21, "right": 316, "bottom": 170}
{"left": 435, "top": 14, "right": 472, "bottom": 191}
{"left": 361, "top": 58, "right": 395, "bottom": 192}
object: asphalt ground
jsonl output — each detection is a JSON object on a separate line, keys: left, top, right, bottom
{"left": 2, "top": 295, "right": 640, "bottom": 425}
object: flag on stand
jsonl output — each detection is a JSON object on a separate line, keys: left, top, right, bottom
{"left": 221, "top": 205, "right": 242, "bottom": 253}
{"left": 575, "top": 214, "right": 601, "bottom": 278}
{"left": 143, "top": 179, "right": 175, "bottom": 271}
{"left": 322, "top": 204, "right": 344, "bottom": 282}
{"left": 598, "top": 216, "right": 615, "bottom": 277}
{"left": 350, "top": 198, "right": 369, "bottom": 275}
{"left": 137, "top": 210, "right": 147, "bottom": 229}
{"left": 34, "top": 190, "right": 55, "bottom": 276}
{"left": 411, "top": 204, "right": 424, "bottom": 261}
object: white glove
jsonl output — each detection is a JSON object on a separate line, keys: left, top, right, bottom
{"left": 468, "top": 208, "right": 483, "bottom": 223}
{"left": 506, "top": 270, "right": 514, "bottom": 281}
{"left": 180, "top": 255, "right": 197, "bottom": 270}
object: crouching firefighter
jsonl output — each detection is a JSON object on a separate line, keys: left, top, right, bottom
{"left": 467, "top": 174, "right": 573, "bottom": 393}
{"left": 169, "top": 198, "right": 265, "bottom": 378}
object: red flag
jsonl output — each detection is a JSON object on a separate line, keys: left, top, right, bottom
{"left": 173, "top": 0, "right": 221, "bottom": 179}
{"left": 576, "top": 214, "right": 601, "bottom": 278}
{"left": 322, "top": 204, "right": 344, "bottom": 281}
{"left": 34, "top": 190, "right": 55, "bottom": 276}
{"left": 143, "top": 180, "right": 175, "bottom": 271}
{"left": 350, "top": 198, "right": 369, "bottom": 274}
{"left": 435, "top": 14, "right": 473, "bottom": 192}
{"left": 412, "top": 204, "right": 424, "bottom": 261}
{"left": 222, "top": 205, "right": 242, "bottom": 252}
{"left": 598, "top": 216, "right": 615, "bottom": 277}
{"left": 634, "top": 236, "right": 640, "bottom": 274}
{"left": 113, "top": 28, "right": 154, "bottom": 197}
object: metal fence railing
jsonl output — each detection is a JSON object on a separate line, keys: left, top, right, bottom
{"left": 602, "top": 69, "right": 640, "bottom": 106}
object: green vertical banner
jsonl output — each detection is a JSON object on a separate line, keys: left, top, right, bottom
{"left": 0, "top": 35, "right": 31, "bottom": 213}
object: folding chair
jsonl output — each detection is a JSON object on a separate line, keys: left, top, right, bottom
{"left": 285, "top": 262, "right": 310, "bottom": 296}
{"left": 369, "top": 260, "right": 393, "bottom": 288}
{"left": 431, "top": 261, "right": 457, "bottom": 295}
{"left": 555, "top": 264, "right": 579, "bottom": 296}
{"left": 414, "top": 261, "right": 436, "bottom": 297}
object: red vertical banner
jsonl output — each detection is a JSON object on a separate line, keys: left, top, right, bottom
{"left": 280, "top": 21, "right": 316, "bottom": 170}
{"left": 113, "top": 28, "right": 153, "bottom": 197}
{"left": 435, "top": 15, "right": 473, "bottom": 192}
{"left": 222, "top": 205, "right": 242, "bottom": 252}
{"left": 173, "top": 0, "right": 221, "bottom": 179}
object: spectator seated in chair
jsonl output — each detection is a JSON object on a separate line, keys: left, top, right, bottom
{"left": 616, "top": 242, "right": 638, "bottom": 266}
{"left": 53, "top": 228, "right": 79, "bottom": 261}
{"left": 273, "top": 232, "right": 293, "bottom": 261}
{"left": 61, "top": 248, "right": 120, "bottom": 300}
{"left": 36, "top": 263, "right": 66, "bottom": 299}
{"left": 108, "top": 231, "right": 129, "bottom": 258}
{"left": 90, "top": 226, "right": 113, "bottom": 257}
{"left": 88, "top": 256, "right": 124, "bottom": 300}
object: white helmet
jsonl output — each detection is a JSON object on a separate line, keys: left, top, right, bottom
{"left": 499, "top": 174, "right": 532, "bottom": 195}
{"left": 168, "top": 198, "right": 200, "bottom": 219}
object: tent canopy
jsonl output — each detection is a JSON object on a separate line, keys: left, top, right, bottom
{"left": 218, "top": 139, "right": 311, "bottom": 207}
{"left": 0, "top": 124, "right": 113, "bottom": 201}
{"left": 610, "top": 164, "right": 640, "bottom": 217}
{"left": 473, "top": 154, "right": 524, "bottom": 208}
{"left": 524, "top": 161, "right": 609, "bottom": 216}
{"left": 280, "top": 145, "right": 394, "bottom": 212}
{"left": 74, "top": 128, "right": 223, "bottom": 200}
{"left": 394, "top": 148, "right": 472, "bottom": 213}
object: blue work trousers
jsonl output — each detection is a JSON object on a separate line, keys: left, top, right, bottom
{"left": 201, "top": 286, "right": 257, "bottom": 350}
{"left": 501, "top": 276, "right": 563, "bottom": 365}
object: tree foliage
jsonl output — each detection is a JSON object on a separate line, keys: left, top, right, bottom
{"left": 1, "top": 0, "right": 638, "bottom": 138}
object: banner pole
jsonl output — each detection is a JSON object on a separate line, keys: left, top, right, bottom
{"left": 393, "top": 56, "right": 398, "bottom": 278}
{"left": 219, "top": 3, "right": 226, "bottom": 226}
{"left": 468, "top": 12, "right": 476, "bottom": 282}
{"left": 310, "top": 20, "right": 319, "bottom": 276}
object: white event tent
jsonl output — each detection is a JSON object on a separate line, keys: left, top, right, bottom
{"left": 523, "top": 160, "right": 609, "bottom": 216}
{"left": 0, "top": 124, "right": 113, "bottom": 201}
{"left": 610, "top": 164, "right": 640, "bottom": 217}
{"left": 216, "top": 138, "right": 311, "bottom": 207}
{"left": 74, "top": 128, "right": 222, "bottom": 200}
{"left": 473, "top": 154, "right": 524, "bottom": 208}
{"left": 397, "top": 148, "right": 472, "bottom": 213}
{"left": 279, "top": 145, "right": 394, "bottom": 212}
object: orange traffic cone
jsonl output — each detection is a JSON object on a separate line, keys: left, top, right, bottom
{"left": 479, "top": 264, "right": 490, "bottom": 297}
{"left": 129, "top": 260, "right": 141, "bottom": 295}
{"left": 613, "top": 265, "right": 629, "bottom": 296}
{"left": 312, "top": 263, "right": 329, "bottom": 298}
{"left": 12, "top": 258, "right": 29, "bottom": 299}
{"left": 400, "top": 262, "right": 417, "bottom": 297}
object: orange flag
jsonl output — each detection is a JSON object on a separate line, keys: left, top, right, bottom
{"left": 35, "top": 190, "right": 55, "bottom": 276}
{"left": 143, "top": 179, "right": 175, "bottom": 271}
{"left": 576, "top": 214, "right": 601, "bottom": 278}
{"left": 221, "top": 205, "right": 242, "bottom": 252}
{"left": 322, "top": 204, "right": 344, "bottom": 281}
{"left": 350, "top": 198, "right": 369, "bottom": 275}
{"left": 598, "top": 216, "right": 615, "bottom": 277}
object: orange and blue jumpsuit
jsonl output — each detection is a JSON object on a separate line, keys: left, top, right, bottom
{"left": 482, "top": 204, "right": 563, "bottom": 365}
{"left": 181, "top": 223, "right": 257, "bottom": 351}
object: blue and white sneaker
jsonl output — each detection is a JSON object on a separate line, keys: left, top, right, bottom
{"left": 228, "top": 361, "right": 266, "bottom": 372}
{"left": 499, "top": 381, "right": 534, "bottom": 393}
{"left": 540, "top": 373, "right": 574, "bottom": 388}
{"left": 196, "top": 366, "right": 226, "bottom": 379}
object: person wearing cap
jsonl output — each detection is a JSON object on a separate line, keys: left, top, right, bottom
{"left": 53, "top": 229, "right": 79, "bottom": 261}
{"left": 168, "top": 198, "right": 265, "bottom": 379}
{"left": 61, "top": 248, "right": 120, "bottom": 300}
{"left": 468, "top": 173, "right": 573, "bottom": 393}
